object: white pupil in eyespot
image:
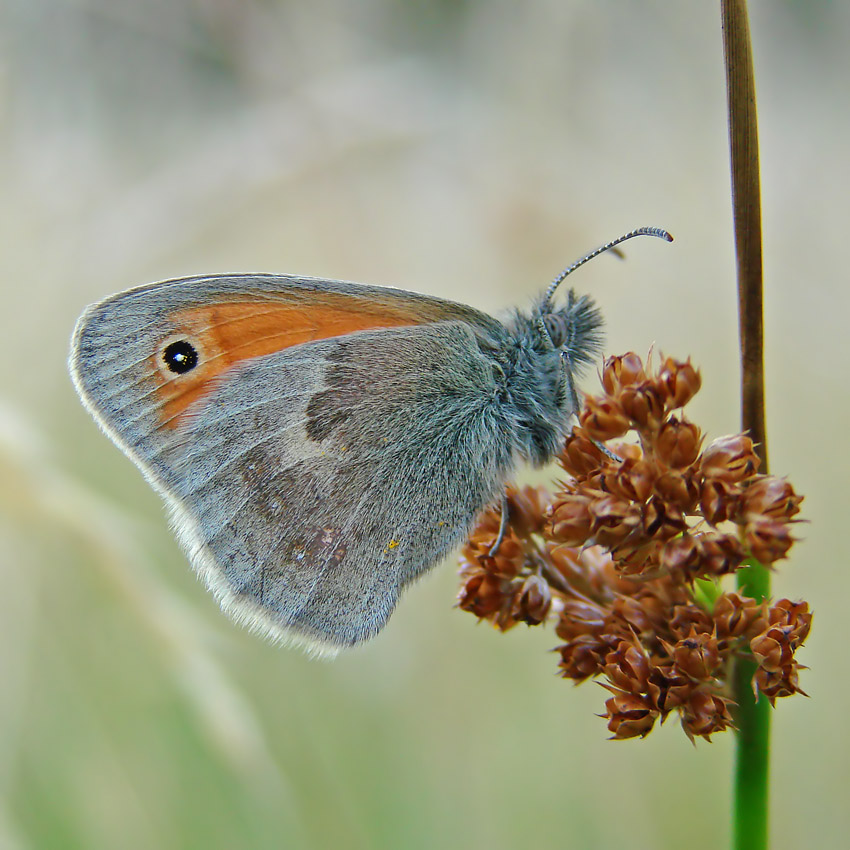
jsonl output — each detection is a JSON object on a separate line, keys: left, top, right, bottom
{"left": 163, "top": 340, "right": 198, "bottom": 374}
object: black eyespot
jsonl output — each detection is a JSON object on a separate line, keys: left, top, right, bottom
{"left": 162, "top": 340, "right": 198, "bottom": 374}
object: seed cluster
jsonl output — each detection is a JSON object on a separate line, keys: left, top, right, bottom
{"left": 458, "top": 353, "right": 810, "bottom": 741}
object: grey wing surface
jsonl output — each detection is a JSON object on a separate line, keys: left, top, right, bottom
{"left": 172, "top": 321, "right": 514, "bottom": 653}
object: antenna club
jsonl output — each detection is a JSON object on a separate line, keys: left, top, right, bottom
{"left": 649, "top": 228, "right": 674, "bottom": 242}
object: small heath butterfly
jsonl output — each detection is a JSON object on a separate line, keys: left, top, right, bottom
{"left": 69, "top": 226, "right": 671, "bottom": 655}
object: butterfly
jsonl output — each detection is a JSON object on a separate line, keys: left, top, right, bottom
{"left": 69, "top": 226, "right": 671, "bottom": 655}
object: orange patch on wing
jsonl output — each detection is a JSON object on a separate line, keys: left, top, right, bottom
{"left": 154, "top": 297, "right": 425, "bottom": 428}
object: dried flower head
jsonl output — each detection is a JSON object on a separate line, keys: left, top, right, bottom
{"left": 458, "top": 352, "right": 810, "bottom": 741}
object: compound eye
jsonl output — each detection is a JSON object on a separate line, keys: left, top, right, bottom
{"left": 162, "top": 339, "right": 198, "bottom": 374}
{"left": 543, "top": 313, "right": 567, "bottom": 349}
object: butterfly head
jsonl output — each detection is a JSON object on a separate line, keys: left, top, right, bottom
{"left": 501, "top": 292, "right": 603, "bottom": 466}
{"left": 500, "top": 227, "right": 671, "bottom": 466}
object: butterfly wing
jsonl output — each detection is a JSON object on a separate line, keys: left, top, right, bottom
{"left": 70, "top": 275, "right": 512, "bottom": 654}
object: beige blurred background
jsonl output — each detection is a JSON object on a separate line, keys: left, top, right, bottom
{"left": 0, "top": 1, "right": 846, "bottom": 848}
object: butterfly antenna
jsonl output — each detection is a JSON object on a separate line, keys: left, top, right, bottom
{"left": 544, "top": 226, "right": 673, "bottom": 306}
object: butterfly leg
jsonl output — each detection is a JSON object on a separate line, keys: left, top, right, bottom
{"left": 593, "top": 439, "right": 622, "bottom": 463}
{"left": 488, "top": 493, "right": 510, "bottom": 557}
{"left": 560, "top": 351, "right": 622, "bottom": 464}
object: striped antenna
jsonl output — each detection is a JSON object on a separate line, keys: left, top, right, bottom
{"left": 544, "top": 226, "right": 673, "bottom": 306}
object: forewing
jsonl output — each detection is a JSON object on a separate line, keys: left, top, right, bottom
{"left": 70, "top": 273, "right": 502, "bottom": 490}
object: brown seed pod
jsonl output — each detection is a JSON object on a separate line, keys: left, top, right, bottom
{"left": 655, "top": 417, "right": 702, "bottom": 468}
{"left": 655, "top": 356, "right": 702, "bottom": 410}
{"left": 700, "top": 434, "right": 760, "bottom": 483}
{"left": 602, "top": 352, "right": 647, "bottom": 396}
{"left": 603, "top": 689, "right": 659, "bottom": 739}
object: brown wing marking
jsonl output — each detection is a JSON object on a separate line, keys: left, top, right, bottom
{"left": 152, "top": 295, "right": 432, "bottom": 428}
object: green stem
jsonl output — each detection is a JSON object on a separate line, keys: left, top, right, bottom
{"left": 731, "top": 655, "right": 771, "bottom": 849}
{"left": 732, "top": 561, "right": 771, "bottom": 849}
{"left": 720, "top": 1, "right": 771, "bottom": 848}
